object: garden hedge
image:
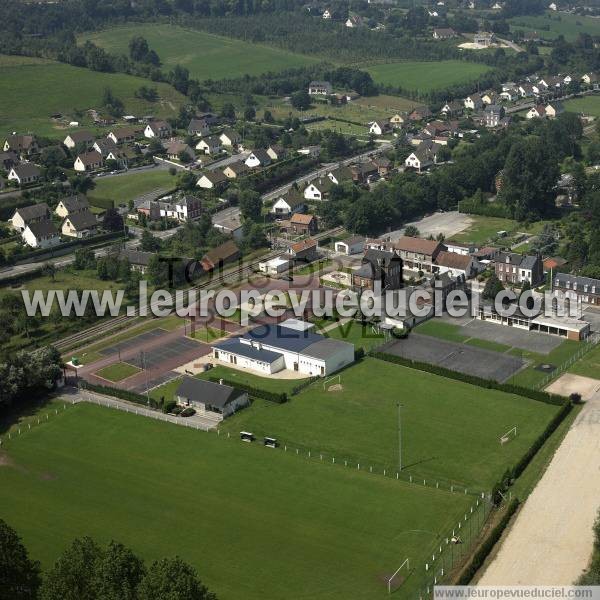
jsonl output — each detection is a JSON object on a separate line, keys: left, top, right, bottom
{"left": 203, "top": 375, "right": 287, "bottom": 404}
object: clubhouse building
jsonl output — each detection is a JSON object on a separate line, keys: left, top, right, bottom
{"left": 212, "top": 319, "right": 354, "bottom": 377}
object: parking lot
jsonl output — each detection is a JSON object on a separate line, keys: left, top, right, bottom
{"left": 381, "top": 333, "right": 526, "bottom": 382}
{"left": 99, "top": 329, "right": 166, "bottom": 356}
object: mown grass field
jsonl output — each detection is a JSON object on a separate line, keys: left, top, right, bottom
{"left": 365, "top": 60, "right": 492, "bottom": 93}
{"left": 94, "top": 361, "right": 141, "bottom": 382}
{"left": 87, "top": 169, "right": 176, "bottom": 208}
{"left": 564, "top": 95, "right": 600, "bottom": 117}
{"left": 0, "top": 403, "right": 472, "bottom": 600}
{"left": 81, "top": 24, "right": 319, "bottom": 81}
{"left": 0, "top": 55, "right": 185, "bottom": 138}
{"left": 509, "top": 11, "right": 600, "bottom": 41}
{"left": 220, "top": 358, "right": 560, "bottom": 490}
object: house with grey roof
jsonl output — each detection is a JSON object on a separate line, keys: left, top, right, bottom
{"left": 22, "top": 220, "right": 60, "bottom": 249}
{"left": 10, "top": 203, "right": 50, "bottom": 232}
{"left": 175, "top": 377, "right": 249, "bottom": 420}
{"left": 494, "top": 252, "right": 543, "bottom": 286}
{"left": 8, "top": 162, "right": 41, "bottom": 185}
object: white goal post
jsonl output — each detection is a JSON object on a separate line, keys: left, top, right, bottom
{"left": 499, "top": 426, "right": 517, "bottom": 445}
{"left": 322, "top": 374, "right": 341, "bottom": 390}
{"left": 388, "top": 558, "right": 410, "bottom": 594}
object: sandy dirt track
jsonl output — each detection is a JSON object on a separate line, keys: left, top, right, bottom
{"left": 478, "top": 374, "right": 600, "bottom": 585}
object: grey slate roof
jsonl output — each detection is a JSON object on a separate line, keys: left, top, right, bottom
{"left": 175, "top": 376, "right": 245, "bottom": 409}
{"left": 214, "top": 338, "right": 283, "bottom": 364}
{"left": 27, "top": 220, "right": 58, "bottom": 238}
{"left": 302, "top": 338, "right": 352, "bottom": 360}
{"left": 65, "top": 210, "right": 98, "bottom": 230}
{"left": 14, "top": 202, "right": 50, "bottom": 221}
{"left": 554, "top": 273, "right": 600, "bottom": 291}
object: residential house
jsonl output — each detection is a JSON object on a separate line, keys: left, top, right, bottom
{"left": 404, "top": 141, "right": 441, "bottom": 172}
{"left": 372, "top": 156, "right": 392, "bottom": 177}
{"left": 63, "top": 130, "right": 94, "bottom": 149}
{"left": 433, "top": 250, "right": 482, "bottom": 278}
{"left": 495, "top": 252, "right": 544, "bottom": 286}
{"left": 3, "top": 135, "right": 39, "bottom": 157}
{"left": 188, "top": 118, "right": 211, "bottom": 137}
{"left": 440, "top": 101, "right": 463, "bottom": 117}
{"left": 527, "top": 104, "right": 546, "bottom": 119}
{"left": 483, "top": 105, "right": 505, "bottom": 128}
{"left": 350, "top": 161, "right": 378, "bottom": 183}
{"left": 54, "top": 194, "right": 90, "bottom": 219}
{"left": 433, "top": 27, "right": 456, "bottom": 39}
{"left": 201, "top": 240, "right": 240, "bottom": 271}
{"left": 369, "top": 120, "right": 391, "bottom": 136}
{"left": 61, "top": 210, "right": 99, "bottom": 238}
{"left": 165, "top": 140, "right": 195, "bottom": 162}
{"left": 553, "top": 273, "right": 600, "bottom": 306}
{"left": 93, "top": 138, "right": 119, "bottom": 157}
{"left": 164, "top": 195, "right": 201, "bottom": 221}
{"left": 289, "top": 213, "right": 317, "bottom": 236}
{"left": 245, "top": 149, "right": 272, "bottom": 168}
{"left": 303, "top": 178, "right": 333, "bottom": 201}
{"left": 345, "top": 15, "right": 364, "bottom": 27}
{"left": 352, "top": 249, "right": 403, "bottom": 292}
{"left": 196, "top": 136, "right": 222, "bottom": 155}
{"left": 8, "top": 163, "right": 41, "bottom": 185}
{"left": 444, "top": 240, "right": 477, "bottom": 255}
{"left": 267, "top": 144, "right": 285, "bottom": 161}
{"left": 144, "top": 120, "right": 172, "bottom": 139}
{"left": 22, "top": 221, "right": 60, "bottom": 249}
{"left": 107, "top": 127, "right": 138, "bottom": 145}
{"left": 175, "top": 376, "right": 249, "bottom": 420}
{"left": 74, "top": 150, "right": 103, "bottom": 172}
{"left": 518, "top": 83, "right": 536, "bottom": 98}
{"left": 222, "top": 161, "right": 249, "bottom": 179}
{"left": 582, "top": 73, "right": 599, "bottom": 90}
{"left": 297, "top": 145, "right": 321, "bottom": 159}
{"left": 10, "top": 203, "right": 50, "bottom": 232}
{"left": 288, "top": 238, "right": 318, "bottom": 262}
{"left": 481, "top": 91, "right": 499, "bottom": 105}
{"left": 393, "top": 236, "right": 444, "bottom": 272}
{"left": 334, "top": 236, "right": 364, "bottom": 255}
{"left": 499, "top": 88, "right": 519, "bottom": 102}
{"left": 473, "top": 31, "right": 495, "bottom": 46}
{"left": 219, "top": 129, "right": 242, "bottom": 147}
{"left": 105, "top": 148, "right": 131, "bottom": 170}
{"left": 384, "top": 116, "right": 407, "bottom": 133}
{"left": 464, "top": 94, "right": 483, "bottom": 110}
{"left": 408, "top": 106, "right": 433, "bottom": 121}
{"left": 119, "top": 249, "right": 154, "bottom": 274}
{"left": 197, "top": 170, "right": 227, "bottom": 190}
{"left": 0, "top": 150, "right": 18, "bottom": 170}
{"left": 308, "top": 81, "right": 333, "bottom": 96}
{"left": 271, "top": 190, "right": 306, "bottom": 216}
{"left": 545, "top": 102, "right": 564, "bottom": 118}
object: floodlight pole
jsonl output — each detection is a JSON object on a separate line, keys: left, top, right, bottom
{"left": 397, "top": 402, "right": 403, "bottom": 472}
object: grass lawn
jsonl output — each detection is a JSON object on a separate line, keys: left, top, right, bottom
{"left": 450, "top": 215, "right": 518, "bottom": 245}
{"left": 220, "top": 358, "right": 560, "bottom": 490}
{"left": 0, "top": 55, "right": 185, "bottom": 138}
{"left": 509, "top": 11, "right": 600, "bottom": 42}
{"left": 365, "top": 60, "right": 492, "bottom": 93}
{"left": 0, "top": 403, "right": 472, "bottom": 599}
{"left": 567, "top": 341, "right": 600, "bottom": 380}
{"left": 81, "top": 24, "right": 318, "bottom": 81}
{"left": 189, "top": 326, "right": 228, "bottom": 343}
{"left": 416, "top": 319, "right": 470, "bottom": 343}
{"left": 94, "top": 361, "right": 141, "bottom": 382}
{"left": 564, "top": 95, "right": 600, "bottom": 118}
{"left": 87, "top": 169, "right": 176, "bottom": 208}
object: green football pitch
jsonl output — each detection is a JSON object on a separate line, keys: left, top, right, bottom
{"left": 0, "top": 403, "right": 472, "bottom": 600}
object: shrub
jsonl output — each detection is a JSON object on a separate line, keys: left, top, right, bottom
{"left": 180, "top": 407, "right": 196, "bottom": 417}
{"left": 203, "top": 376, "right": 287, "bottom": 403}
{"left": 163, "top": 400, "right": 177, "bottom": 414}
{"left": 79, "top": 381, "right": 159, "bottom": 408}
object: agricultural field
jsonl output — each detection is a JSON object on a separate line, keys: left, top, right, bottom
{"left": 509, "top": 11, "right": 600, "bottom": 42}
{"left": 0, "top": 402, "right": 472, "bottom": 600}
{"left": 87, "top": 168, "right": 176, "bottom": 208}
{"left": 564, "top": 95, "right": 600, "bottom": 118}
{"left": 0, "top": 55, "right": 185, "bottom": 138}
{"left": 365, "top": 60, "right": 492, "bottom": 93}
{"left": 220, "top": 358, "right": 560, "bottom": 490}
{"left": 81, "top": 24, "right": 319, "bottom": 81}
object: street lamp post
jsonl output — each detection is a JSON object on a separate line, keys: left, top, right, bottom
{"left": 397, "top": 402, "right": 403, "bottom": 472}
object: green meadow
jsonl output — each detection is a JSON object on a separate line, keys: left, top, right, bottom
{"left": 509, "top": 11, "right": 600, "bottom": 42}
{"left": 81, "top": 24, "right": 319, "bottom": 81}
{"left": 0, "top": 55, "right": 186, "bottom": 138}
{"left": 365, "top": 60, "right": 492, "bottom": 92}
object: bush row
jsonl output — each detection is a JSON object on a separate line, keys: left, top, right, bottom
{"left": 457, "top": 200, "right": 512, "bottom": 219}
{"left": 457, "top": 498, "right": 520, "bottom": 585}
{"left": 290, "top": 376, "right": 319, "bottom": 396}
{"left": 79, "top": 380, "right": 159, "bottom": 408}
{"left": 203, "top": 375, "right": 287, "bottom": 404}
{"left": 369, "top": 351, "right": 566, "bottom": 406}
{"left": 87, "top": 196, "right": 116, "bottom": 210}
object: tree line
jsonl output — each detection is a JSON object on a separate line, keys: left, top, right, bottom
{"left": 0, "top": 519, "right": 216, "bottom": 600}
